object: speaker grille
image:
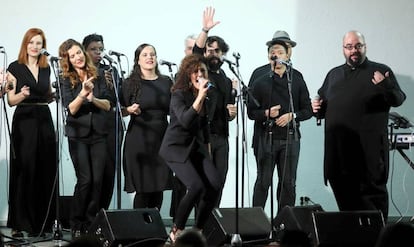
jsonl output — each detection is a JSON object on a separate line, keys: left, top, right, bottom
{"left": 89, "top": 208, "right": 168, "bottom": 247}
{"left": 204, "top": 207, "right": 271, "bottom": 246}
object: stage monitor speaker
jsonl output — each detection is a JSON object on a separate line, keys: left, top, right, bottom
{"left": 272, "top": 204, "right": 323, "bottom": 245}
{"left": 88, "top": 208, "right": 168, "bottom": 247}
{"left": 312, "top": 210, "right": 385, "bottom": 247}
{"left": 204, "top": 207, "right": 271, "bottom": 246}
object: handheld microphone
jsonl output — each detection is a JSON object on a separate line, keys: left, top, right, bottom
{"left": 314, "top": 95, "right": 322, "bottom": 126}
{"left": 221, "top": 56, "right": 236, "bottom": 66}
{"left": 102, "top": 53, "right": 117, "bottom": 64}
{"left": 40, "top": 48, "right": 60, "bottom": 62}
{"left": 197, "top": 79, "right": 215, "bottom": 89}
{"left": 108, "top": 50, "right": 125, "bottom": 57}
{"left": 159, "top": 59, "right": 176, "bottom": 66}
{"left": 271, "top": 56, "right": 292, "bottom": 66}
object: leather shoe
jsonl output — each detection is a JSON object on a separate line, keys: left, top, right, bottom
{"left": 11, "top": 229, "right": 24, "bottom": 238}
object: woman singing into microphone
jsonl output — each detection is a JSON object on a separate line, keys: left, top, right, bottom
{"left": 159, "top": 54, "right": 221, "bottom": 243}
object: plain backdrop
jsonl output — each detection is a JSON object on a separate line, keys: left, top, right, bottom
{"left": 1, "top": 0, "right": 414, "bottom": 224}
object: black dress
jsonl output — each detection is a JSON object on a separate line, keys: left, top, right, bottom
{"left": 7, "top": 61, "right": 56, "bottom": 234}
{"left": 123, "top": 76, "right": 173, "bottom": 193}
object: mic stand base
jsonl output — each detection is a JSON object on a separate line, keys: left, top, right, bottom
{"left": 52, "top": 219, "right": 63, "bottom": 240}
{"left": 268, "top": 229, "right": 278, "bottom": 243}
{"left": 231, "top": 233, "right": 242, "bottom": 247}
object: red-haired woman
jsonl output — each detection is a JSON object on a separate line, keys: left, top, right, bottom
{"left": 6, "top": 28, "right": 56, "bottom": 238}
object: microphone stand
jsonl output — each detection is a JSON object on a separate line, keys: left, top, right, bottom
{"left": 165, "top": 64, "right": 176, "bottom": 84}
{"left": 226, "top": 57, "right": 259, "bottom": 246}
{"left": 113, "top": 54, "right": 126, "bottom": 209}
{"left": 50, "top": 59, "right": 64, "bottom": 242}
{"left": 0, "top": 49, "right": 16, "bottom": 159}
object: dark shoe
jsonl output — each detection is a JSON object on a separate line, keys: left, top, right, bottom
{"left": 11, "top": 229, "right": 24, "bottom": 238}
{"left": 28, "top": 232, "right": 46, "bottom": 237}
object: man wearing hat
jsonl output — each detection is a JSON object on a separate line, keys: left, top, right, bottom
{"left": 247, "top": 32, "right": 312, "bottom": 213}
{"left": 248, "top": 30, "right": 297, "bottom": 85}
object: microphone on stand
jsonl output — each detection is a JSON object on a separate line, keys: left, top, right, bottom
{"left": 108, "top": 50, "right": 125, "bottom": 57}
{"left": 314, "top": 95, "right": 322, "bottom": 126}
{"left": 270, "top": 56, "right": 292, "bottom": 66}
{"left": 233, "top": 52, "right": 241, "bottom": 59}
{"left": 159, "top": 59, "right": 176, "bottom": 66}
{"left": 102, "top": 53, "right": 117, "bottom": 64}
{"left": 221, "top": 56, "right": 236, "bottom": 66}
{"left": 40, "top": 48, "right": 60, "bottom": 62}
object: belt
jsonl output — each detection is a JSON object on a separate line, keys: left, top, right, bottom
{"left": 19, "top": 102, "right": 48, "bottom": 106}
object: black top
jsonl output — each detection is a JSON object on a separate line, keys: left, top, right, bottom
{"left": 61, "top": 70, "right": 111, "bottom": 138}
{"left": 193, "top": 45, "right": 235, "bottom": 137}
{"left": 318, "top": 58, "right": 406, "bottom": 182}
{"left": 247, "top": 69, "right": 312, "bottom": 150}
{"left": 159, "top": 89, "right": 210, "bottom": 163}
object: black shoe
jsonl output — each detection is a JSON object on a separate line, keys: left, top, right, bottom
{"left": 11, "top": 229, "right": 24, "bottom": 238}
{"left": 28, "top": 232, "right": 46, "bottom": 237}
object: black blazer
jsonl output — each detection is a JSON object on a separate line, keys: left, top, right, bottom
{"left": 159, "top": 89, "right": 210, "bottom": 163}
{"left": 61, "top": 72, "right": 111, "bottom": 138}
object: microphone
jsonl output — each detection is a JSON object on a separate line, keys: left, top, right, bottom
{"left": 108, "top": 50, "right": 125, "bottom": 57}
{"left": 232, "top": 52, "right": 241, "bottom": 59}
{"left": 271, "top": 56, "right": 292, "bottom": 66}
{"left": 40, "top": 48, "right": 60, "bottom": 62}
{"left": 196, "top": 79, "right": 215, "bottom": 89}
{"left": 102, "top": 53, "right": 117, "bottom": 64}
{"left": 314, "top": 95, "right": 322, "bottom": 126}
{"left": 159, "top": 59, "right": 176, "bottom": 66}
{"left": 221, "top": 56, "right": 236, "bottom": 66}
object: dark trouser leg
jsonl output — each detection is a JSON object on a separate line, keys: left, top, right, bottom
{"left": 210, "top": 134, "right": 229, "bottom": 207}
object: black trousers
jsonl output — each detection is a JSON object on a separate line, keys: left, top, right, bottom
{"left": 68, "top": 136, "right": 107, "bottom": 231}
{"left": 166, "top": 149, "right": 221, "bottom": 230}
{"left": 253, "top": 133, "right": 300, "bottom": 212}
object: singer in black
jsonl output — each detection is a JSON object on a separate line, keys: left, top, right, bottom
{"left": 82, "top": 33, "right": 125, "bottom": 210}
{"left": 6, "top": 28, "right": 56, "bottom": 238}
{"left": 59, "top": 39, "right": 111, "bottom": 237}
{"left": 122, "top": 43, "right": 172, "bottom": 210}
{"left": 312, "top": 30, "right": 406, "bottom": 220}
{"left": 192, "top": 6, "right": 237, "bottom": 206}
{"left": 159, "top": 54, "right": 221, "bottom": 243}
{"left": 247, "top": 40, "right": 312, "bottom": 211}
{"left": 248, "top": 30, "right": 297, "bottom": 87}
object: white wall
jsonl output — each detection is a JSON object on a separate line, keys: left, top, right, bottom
{"left": 1, "top": 0, "right": 414, "bottom": 224}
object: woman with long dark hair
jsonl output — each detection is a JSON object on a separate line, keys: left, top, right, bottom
{"left": 159, "top": 54, "right": 221, "bottom": 242}
{"left": 122, "top": 43, "right": 173, "bottom": 210}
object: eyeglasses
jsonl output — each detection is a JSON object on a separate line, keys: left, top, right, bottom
{"left": 90, "top": 47, "right": 105, "bottom": 53}
{"left": 343, "top": 43, "right": 365, "bottom": 51}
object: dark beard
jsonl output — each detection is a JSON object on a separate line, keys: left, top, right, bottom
{"left": 206, "top": 56, "right": 223, "bottom": 72}
{"left": 348, "top": 53, "right": 362, "bottom": 67}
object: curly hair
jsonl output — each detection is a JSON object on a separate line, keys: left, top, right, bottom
{"left": 58, "top": 39, "right": 97, "bottom": 88}
{"left": 173, "top": 54, "right": 206, "bottom": 92}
